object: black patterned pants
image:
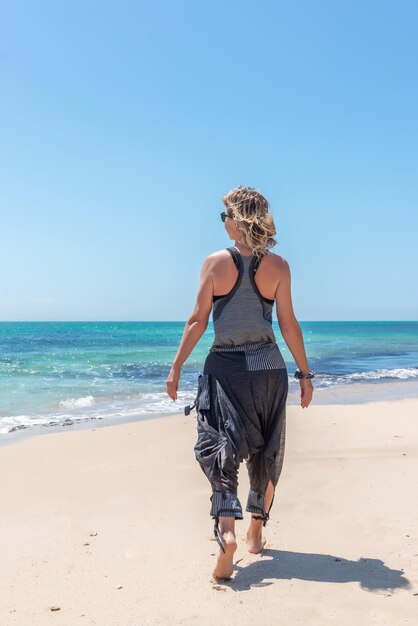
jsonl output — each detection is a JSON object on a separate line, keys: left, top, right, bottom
{"left": 191, "top": 341, "right": 288, "bottom": 534}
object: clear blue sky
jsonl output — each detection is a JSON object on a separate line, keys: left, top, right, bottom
{"left": 1, "top": 0, "right": 417, "bottom": 321}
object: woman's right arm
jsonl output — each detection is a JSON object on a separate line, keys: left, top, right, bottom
{"left": 166, "top": 256, "right": 214, "bottom": 401}
{"left": 275, "top": 257, "right": 314, "bottom": 408}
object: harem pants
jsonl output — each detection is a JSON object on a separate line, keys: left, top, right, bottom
{"left": 191, "top": 340, "right": 289, "bottom": 529}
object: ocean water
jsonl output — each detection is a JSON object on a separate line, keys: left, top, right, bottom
{"left": 1, "top": 321, "right": 418, "bottom": 437}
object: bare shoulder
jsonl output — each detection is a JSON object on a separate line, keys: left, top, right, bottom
{"left": 209, "top": 248, "right": 232, "bottom": 259}
{"left": 198, "top": 250, "right": 230, "bottom": 279}
{"left": 203, "top": 248, "right": 231, "bottom": 266}
{"left": 265, "top": 251, "right": 290, "bottom": 273}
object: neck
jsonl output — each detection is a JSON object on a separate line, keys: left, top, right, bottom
{"left": 233, "top": 242, "right": 252, "bottom": 255}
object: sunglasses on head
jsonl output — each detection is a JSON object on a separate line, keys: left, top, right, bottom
{"left": 220, "top": 211, "right": 234, "bottom": 222}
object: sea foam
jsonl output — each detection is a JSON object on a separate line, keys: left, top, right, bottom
{"left": 58, "top": 396, "right": 96, "bottom": 408}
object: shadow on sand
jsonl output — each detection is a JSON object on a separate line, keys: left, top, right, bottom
{"left": 213, "top": 549, "right": 412, "bottom": 593}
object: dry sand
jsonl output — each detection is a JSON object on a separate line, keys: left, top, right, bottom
{"left": 1, "top": 397, "right": 417, "bottom": 625}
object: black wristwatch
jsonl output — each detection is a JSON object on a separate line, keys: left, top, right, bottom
{"left": 294, "top": 369, "right": 315, "bottom": 380}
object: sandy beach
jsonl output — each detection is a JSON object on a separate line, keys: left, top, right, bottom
{"left": 1, "top": 397, "right": 417, "bottom": 626}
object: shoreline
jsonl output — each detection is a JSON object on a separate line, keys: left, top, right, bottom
{"left": 1, "top": 378, "right": 418, "bottom": 448}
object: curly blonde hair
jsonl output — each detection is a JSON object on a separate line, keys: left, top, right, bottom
{"left": 222, "top": 185, "right": 277, "bottom": 262}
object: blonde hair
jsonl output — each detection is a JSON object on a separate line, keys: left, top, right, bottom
{"left": 222, "top": 185, "right": 277, "bottom": 262}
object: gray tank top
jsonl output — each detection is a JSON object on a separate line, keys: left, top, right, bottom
{"left": 211, "top": 246, "right": 277, "bottom": 347}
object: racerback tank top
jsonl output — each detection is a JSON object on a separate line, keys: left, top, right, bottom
{"left": 211, "top": 246, "right": 277, "bottom": 347}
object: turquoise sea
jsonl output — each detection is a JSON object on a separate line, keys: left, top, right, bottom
{"left": 1, "top": 321, "right": 418, "bottom": 438}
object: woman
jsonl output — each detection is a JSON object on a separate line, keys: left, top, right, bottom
{"left": 166, "top": 185, "right": 314, "bottom": 582}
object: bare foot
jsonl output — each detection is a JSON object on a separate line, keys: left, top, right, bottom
{"left": 212, "top": 529, "right": 238, "bottom": 581}
{"left": 246, "top": 521, "right": 266, "bottom": 554}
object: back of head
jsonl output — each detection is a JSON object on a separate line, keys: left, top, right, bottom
{"left": 222, "top": 185, "right": 277, "bottom": 262}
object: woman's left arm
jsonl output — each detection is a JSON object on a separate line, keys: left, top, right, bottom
{"left": 166, "top": 256, "right": 214, "bottom": 401}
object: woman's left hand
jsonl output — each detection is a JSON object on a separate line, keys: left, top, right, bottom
{"left": 300, "top": 378, "right": 314, "bottom": 408}
{"left": 166, "top": 366, "right": 181, "bottom": 401}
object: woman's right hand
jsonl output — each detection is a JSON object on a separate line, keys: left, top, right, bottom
{"left": 299, "top": 379, "right": 313, "bottom": 408}
{"left": 166, "top": 365, "right": 181, "bottom": 401}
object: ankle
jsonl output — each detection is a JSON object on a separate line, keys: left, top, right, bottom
{"left": 220, "top": 526, "right": 236, "bottom": 536}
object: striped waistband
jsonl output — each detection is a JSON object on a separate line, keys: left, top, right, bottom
{"left": 209, "top": 340, "right": 278, "bottom": 352}
{"left": 208, "top": 340, "right": 286, "bottom": 371}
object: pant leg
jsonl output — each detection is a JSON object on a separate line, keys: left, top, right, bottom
{"left": 245, "top": 368, "right": 289, "bottom": 525}
{"left": 193, "top": 371, "right": 245, "bottom": 520}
